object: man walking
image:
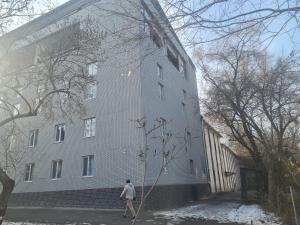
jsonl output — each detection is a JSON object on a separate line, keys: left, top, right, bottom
{"left": 120, "top": 179, "right": 136, "bottom": 219}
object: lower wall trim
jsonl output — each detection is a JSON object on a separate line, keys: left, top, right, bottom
{"left": 9, "top": 183, "right": 211, "bottom": 209}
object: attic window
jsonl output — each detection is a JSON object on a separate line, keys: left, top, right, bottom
{"left": 167, "top": 46, "right": 179, "bottom": 70}
{"left": 150, "top": 25, "right": 163, "bottom": 48}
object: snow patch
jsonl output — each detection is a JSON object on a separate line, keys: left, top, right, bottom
{"left": 154, "top": 202, "right": 282, "bottom": 225}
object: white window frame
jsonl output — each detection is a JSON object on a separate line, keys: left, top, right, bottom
{"left": 51, "top": 159, "right": 63, "bottom": 179}
{"left": 55, "top": 124, "right": 65, "bottom": 143}
{"left": 28, "top": 129, "right": 38, "bottom": 147}
{"left": 82, "top": 155, "right": 94, "bottom": 177}
{"left": 87, "top": 62, "right": 97, "bottom": 77}
{"left": 84, "top": 62, "right": 97, "bottom": 100}
{"left": 83, "top": 117, "right": 96, "bottom": 138}
{"left": 24, "top": 163, "right": 34, "bottom": 182}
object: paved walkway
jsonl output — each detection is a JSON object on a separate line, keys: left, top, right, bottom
{"left": 5, "top": 192, "right": 245, "bottom": 225}
{"left": 5, "top": 208, "right": 242, "bottom": 225}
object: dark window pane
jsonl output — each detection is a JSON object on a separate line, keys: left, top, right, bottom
{"left": 52, "top": 161, "right": 57, "bottom": 179}
{"left": 61, "top": 126, "right": 65, "bottom": 141}
{"left": 55, "top": 126, "right": 60, "bottom": 142}
{"left": 167, "top": 48, "right": 179, "bottom": 70}
{"left": 82, "top": 157, "right": 88, "bottom": 176}
{"left": 25, "top": 165, "right": 30, "bottom": 181}
{"left": 29, "top": 132, "right": 34, "bottom": 146}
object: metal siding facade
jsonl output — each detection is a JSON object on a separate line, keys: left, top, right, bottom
{"left": 4, "top": 0, "right": 208, "bottom": 196}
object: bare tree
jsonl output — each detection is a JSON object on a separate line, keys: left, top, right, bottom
{"left": 160, "top": 0, "right": 300, "bottom": 45}
{"left": 131, "top": 117, "right": 188, "bottom": 225}
{"left": 196, "top": 33, "right": 300, "bottom": 209}
{"left": 0, "top": 19, "right": 107, "bottom": 223}
{"left": 0, "top": 0, "right": 57, "bottom": 33}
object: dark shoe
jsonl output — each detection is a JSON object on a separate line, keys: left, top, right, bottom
{"left": 122, "top": 214, "right": 127, "bottom": 218}
{"left": 132, "top": 216, "right": 135, "bottom": 220}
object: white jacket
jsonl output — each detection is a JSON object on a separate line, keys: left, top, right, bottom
{"left": 120, "top": 183, "right": 136, "bottom": 200}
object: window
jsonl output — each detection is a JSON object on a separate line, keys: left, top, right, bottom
{"left": 87, "top": 62, "right": 97, "bottom": 76}
{"left": 159, "top": 118, "right": 167, "bottom": 137}
{"left": 150, "top": 25, "right": 163, "bottom": 48}
{"left": 55, "top": 124, "right": 65, "bottom": 142}
{"left": 179, "top": 56, "right": 187, "bottom": 78}
{"left": 167, "top": 46, "right": 179, "bottom": 70}
{"left": 28, "top": 130, "right": 38, "bottom": 147}
{"left": 182, "top": 89, "right": 187, "bottom": 102}
{"left": 158, "top": 82, "right": 164, "bottom": 100}
{"left": 143, "top": 18, "right": 149, "bottom": 33}
{"left": 157, "top": 63, "right": 163, "bottom": 79}
{"left": 82, "top": 155, "right": 94, "bottom": 177}
{"left": 182, "top": 102, "right": 186, "bottom": 113}
{"left": 142, "top": 8, "right": 151, "bottom": 33}
{"left": 189, "top": 159, "right": 195, "bottom": 175}
{"left": 187, "top": 131, "right": 192, "bottom": 149}
{"left": 84, "top": 82, "right": 97, "bottom": 100}
{"left": 24, "top": 163, "right": 34, "bottom": 181}
{"left": 37, "top": 84, "right": 44, "bottom": 96}
{"left": 85, "top": 62, "right": 97, "bottom": 100}
{"left": 201, "top": 158, "right": 207, "bottom": 177}
{"left": 84, "top": 117, "right": 96, "bottom": 137}
{"left": 13, "top": 103, "right": 21, "bottom": 115}
{"left": 9, "top": 135, "right": 16, "bottom": 151}
{"left": 34, "top": 46, "right": 41, "bottom": 64}
{"left": 51, "top": 159, "right": 62, "bottom": 179}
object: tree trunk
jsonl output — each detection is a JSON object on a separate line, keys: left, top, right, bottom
{"left": 254, "top": 158, "right": 268, "bottom": 202}
{"left": 0, "top": 168, "right": 15, "bottom": 225}
{"left": 267, "top": 158, "right": 284, "bottom": 211}
{"left": 267, "top": 161, "right": 277, "bottom": 208}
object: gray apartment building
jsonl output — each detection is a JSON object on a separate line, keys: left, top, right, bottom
{"left": 0, "top": 0, "right": 210, "bottom": 209}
